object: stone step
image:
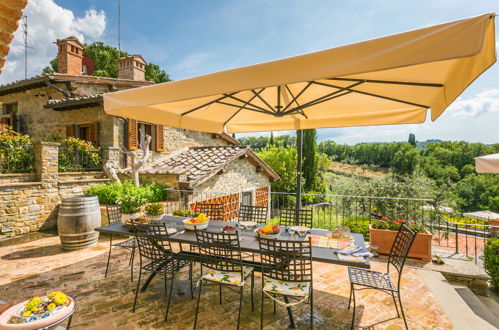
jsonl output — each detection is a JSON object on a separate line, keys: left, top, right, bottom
{"left": 418, "top": 269, "right": 498, "bottom": 330}
{"left": 452, "top": 284, "right": 499, "bottom": 329}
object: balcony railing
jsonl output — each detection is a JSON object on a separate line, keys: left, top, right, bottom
{"left": 164, "top": 188, "right": 497, "bottom": 263}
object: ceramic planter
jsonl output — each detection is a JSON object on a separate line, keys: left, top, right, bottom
{"left": 369, "top": 225, "right": 432, "bottom": 262}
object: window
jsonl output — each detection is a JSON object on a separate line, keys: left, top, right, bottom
{"left": 78, "top": 124, "right": 90, "bottom": 141}
{"left": 128, "top": 119, "right": 164, "bottom": 152}
{"left": 138, "top": 122, "right": 156, "bottom": 150}
{"left": 1, "top": 103, "right": 18, "bottom": 130}
{"left": 66, "top": 122, "right": 99, "bottom": 146}
{"left": 242, "top": 191, "right": 253, "bottom": 206}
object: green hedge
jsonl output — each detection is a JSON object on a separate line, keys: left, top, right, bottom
{"left": 483, "top": 237, "right": 499, "bottom": 292}
{"left": 84, "top": 180, "right": 167, "bottom": 214}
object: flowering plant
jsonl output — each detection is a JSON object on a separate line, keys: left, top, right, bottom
{"left": 371, "top": 217, "right": 426, "bottom": 233}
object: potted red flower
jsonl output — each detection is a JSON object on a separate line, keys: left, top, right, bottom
{"left": 369, "top": 217, "right": 432, "bottom": 262}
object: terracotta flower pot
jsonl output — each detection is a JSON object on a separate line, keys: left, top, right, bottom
{"left": 369, "top": 224, "right": 432, "bottom": 262}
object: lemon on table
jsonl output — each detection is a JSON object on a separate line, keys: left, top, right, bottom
{"left": 262, "top": 224, "right": 273, "bottom": 234}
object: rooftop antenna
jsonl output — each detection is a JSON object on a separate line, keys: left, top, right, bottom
{"left": 118, "top": 0, "right": 121, "bottom": 58}
{"left": 22, "top": 15, "right": 27, "bottom": 79}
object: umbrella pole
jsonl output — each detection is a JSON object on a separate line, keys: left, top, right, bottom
{"left": 295, "top": 129, "right": 303, "bottom": 224}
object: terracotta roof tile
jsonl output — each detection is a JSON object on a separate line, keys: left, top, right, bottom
{"left": 45, "top": 93, "right": 103, "bottom": 107}
{"left": 119, "top": 145, "right": 278, "bottom": 188}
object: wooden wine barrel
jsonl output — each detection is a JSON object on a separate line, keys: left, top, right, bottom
{"left": 58, "top": 195, "right": 101, "bottom": 250}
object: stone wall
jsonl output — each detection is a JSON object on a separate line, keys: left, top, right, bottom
{"left": 192, "top": 158, "right": 271, "bottom": 203}
{"left": 0, "top": 84, "right": 236, "bottom": 169}
{"left": 0, "top": 142, "right": 109, "bottom": 240}
{"left": 0, "top": 173, "right": 36, "bottom": 184}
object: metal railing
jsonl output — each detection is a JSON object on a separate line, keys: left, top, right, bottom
{"left": 58, "top": 146, "right": 102, "bottom": 172}
{"left": 164, "top": 188, "right": 433, "bottom": 229}
{"left": 428, "top": 214, "right": 497, "bottom": 263}
{"left": 0, "top": 141, "right": 34, "bottom": 173}
{"left": 163, "top": 188, "right": 497, "bottom": 262}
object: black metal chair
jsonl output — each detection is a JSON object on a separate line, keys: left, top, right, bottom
{"left": 132, "top": 222, "right": 194, "bottom": 321}
{"left": 257, "top": 237, "right": 314, "bottom": 329}
{"left": 195, "top": 203, "right": 225, "bottom": 221}
{"left": 104, "top": 205, "right": 137, "bottom": 281}
{"left": 279, "top": 208, "right": 313, "bottom": 227}
{"left": 238, "top": 204, "right": 268, "bottom": 224}
{"left": 193, "top": 230, "right": 255, "bottom": 330}
{"left": 348, "top": 223, "right": 417, "bottom": 330}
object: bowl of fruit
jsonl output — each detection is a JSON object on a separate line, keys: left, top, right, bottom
{"left": 1, "top": 291, "right": 74, "bottom": 328}
{"left": 183, "top": 213, "right": 209, "bottom": 230}
{"left": 255, "top": 224, "right": 280, "bottom": 239}
{"left": 124, "top": 216, "right": 150, "bottom": 230}
{"left": 221, "top": 225, "right": 237, "bottom": 234}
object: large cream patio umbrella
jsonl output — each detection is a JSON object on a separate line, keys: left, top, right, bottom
{"left": 475, "top": 153, "right": 499, "bottom": 173}
{"left": 104, "top": 13, "right": 496, "bottom": 210}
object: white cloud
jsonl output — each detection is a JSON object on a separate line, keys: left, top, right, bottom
{"left": 75, "top": 9, "right": 106, "bottom": 39}
{"left": 173, "top": 52, "right": 215, "bottom": 75}
{"left": 0, "top": 0, "right": 106, "bottom": 84}
{"left": 449, "top": 89, "right": 499, "bottom": 118}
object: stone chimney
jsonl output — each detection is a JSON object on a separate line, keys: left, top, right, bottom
{"left": 55, "top": 36, "right": 84, "bottom": 75}
{"left": 117, "top": 55, "right": 146, "bottom": 80}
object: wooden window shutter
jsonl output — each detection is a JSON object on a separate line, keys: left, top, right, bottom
{"left": 155, "top": 124, "right": 164, "bottom": 152}
{"left": 89, "top": 122, "right": 99, "bottom": 146}
{"left": 66, "top": 124, "right": 75, "bottom": 137}
{"left": 128, "top": 119, "right": 138, "bottom": 150}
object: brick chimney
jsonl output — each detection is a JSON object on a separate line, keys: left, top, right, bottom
{"left": 117, "top": 55, "right": 146, "bottom": 80}
{"left": 55, "top": 36, "right": 84, "bottom": 75}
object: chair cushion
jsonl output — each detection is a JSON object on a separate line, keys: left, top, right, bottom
{"left": 348, "top": 267, "right": 397, "bottom": 291}
{"left": 202, "top": 266, "right": 253, "bottom": 286}
{"left": 263, "top": 279, "right": 310, "bottom": 297}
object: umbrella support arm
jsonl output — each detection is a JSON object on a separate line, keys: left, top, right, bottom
{"left": 295, "top": 129, "right": 303, "bottom": 223}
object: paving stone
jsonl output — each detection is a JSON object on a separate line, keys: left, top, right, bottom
{"left": 0, "top": 235, "right": 453, "bottom": 329}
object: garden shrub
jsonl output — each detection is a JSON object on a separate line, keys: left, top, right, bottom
{"left": 145, "top": 203, "right": 164, "bottom": 216}
{"left": 341, "top": 218, "right": 370, "bottom": 239}
{"left": 85, "top": 180, "right": 168, "bottom": 213}
{"left": 482, "top": 237, "right": 499, "bottom": 292}
{"left": 58, "top": 137, "right": 101, "bottom": 172}
{"left": 0, "top": 126, "right": 34, "bottom": 173}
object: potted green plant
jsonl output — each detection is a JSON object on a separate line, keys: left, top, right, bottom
{"left": 369, "top": 217, "right": 432, "bottom": 262}
{"left": 172, "top": 209, "right": 196, "bottom": 218}
{"left": 116, "top": 195, "right": 147, "bottom": 222}
{"left": 145, "top": 203, "right": 164, "bottom": 220}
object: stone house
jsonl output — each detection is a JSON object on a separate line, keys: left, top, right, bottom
{"left": 0, "top": 36, "right": 279, "bottom": 232}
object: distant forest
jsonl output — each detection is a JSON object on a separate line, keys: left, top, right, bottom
{"left": 238, "top": 135, "right": 499, "bottom": 213}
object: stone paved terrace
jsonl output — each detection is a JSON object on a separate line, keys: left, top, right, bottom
{"left": 0, "top": 234, "right": 453, "bottom": 329}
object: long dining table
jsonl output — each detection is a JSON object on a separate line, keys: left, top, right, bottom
{"left": 95, "top": 215, "right": 370, "bottom": 328}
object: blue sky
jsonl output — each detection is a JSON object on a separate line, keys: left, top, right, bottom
{"left": 2, "top": 0, "right": 498, "bottom": 144}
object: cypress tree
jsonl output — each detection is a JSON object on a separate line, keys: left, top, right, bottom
{"left": 408, "top": 133, "right": 416, "bottom": 146}
{"left": 302, "top": 129, "right": 318, "bottom": 192}
{"left": 269, "top": 131, "right": 275, "bottom": 146}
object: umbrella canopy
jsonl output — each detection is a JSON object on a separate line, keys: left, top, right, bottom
{"left": 463, "top": 210, "right": 499, "bottom": 220}
{"left": 475, "top": 153, "right": 499, "bottom": 173}
{"left": 104, "top": 13, "right": 496, "bottom": 134}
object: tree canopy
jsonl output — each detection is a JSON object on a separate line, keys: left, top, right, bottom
{"left": 318, "top": 139, "right": 499, "bottom": 212}
{"left": 43, "top": 41, "right": 170, "bottom": 83}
